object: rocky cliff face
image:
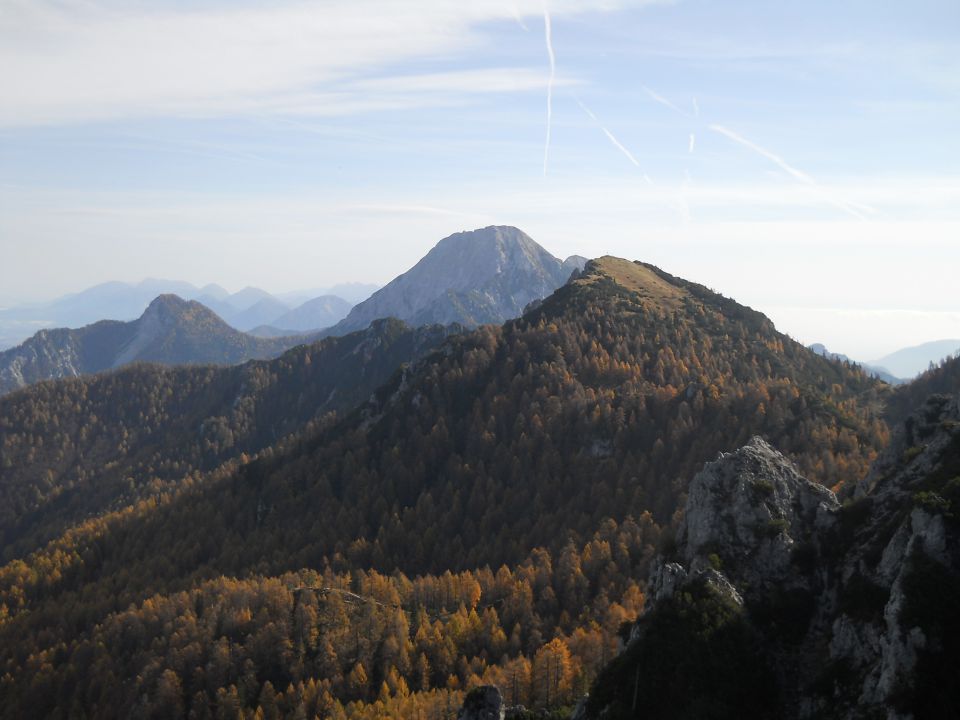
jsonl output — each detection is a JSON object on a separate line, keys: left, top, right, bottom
{"left": 327, "top": 226, "right": 585, "bottom": 335}
{"left": 824, "top": 394, "right": 960, "bottom": 718}
{"left": 585, "top": 395, "right": 960, "bottom": 719}
{"left": 660, "top": 437, "right": 838, "bottom": 597}
{"left": 0, "top": 324, "right": 126, "bottom": 395}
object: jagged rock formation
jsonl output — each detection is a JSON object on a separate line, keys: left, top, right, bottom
{"left": 586, "top": 395, "right": 960, "bottom": 719}
{"left": 325, "top": 226, "right": 586, "bottom": 335}
{"left": 825, "top": 394, "right": 960, "bottom": 717}
{"left": 0, "top": 294, "right": 308, "bottom": 396}
{"left": 667, "top": 437, "right": 837, "bottom": 593}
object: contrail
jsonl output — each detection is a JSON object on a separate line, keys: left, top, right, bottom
{"left": 542, "top": 0, "right": 555, "bottom": 175}
{"left": 692, "top": 97, "right": 700, "bottom": 117}
{"left": 709, "top": 125, "right": 815, "bottom": 184}
{"left": 688, "top": 133, "right": 696, "bottom": 154}
{"left": 642, "top": 86, "right": 689, "bottom": 117}
{"left": 601, "top": 127, "right": 641, "bottom": 167}
{"left": 709, "top": 124, "right": 871, "bottom": 220}
{"left": 575, "top": 96, "right": 646, "bottom": 172}
{"left": 509, "top": 3, "right": 529, "bottom": 31}
{"left": 576, "top": 98, "right": 599, "bottom": 123}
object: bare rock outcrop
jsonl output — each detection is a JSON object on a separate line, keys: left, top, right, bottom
{"left": 585, "top": 396, "right": 960, "bottom": 719}
{"left": 671, "top": 437, "right": 837, "bottom": 595}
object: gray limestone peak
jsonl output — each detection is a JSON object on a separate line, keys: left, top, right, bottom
{"left": 326, "top": 226, "right": 576, "bottom": 335}
{"left": 562, "top": 254, "right": 589, "bottom": 274}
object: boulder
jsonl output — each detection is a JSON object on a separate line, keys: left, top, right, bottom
{"left": 458, "top": 685, "right": 505, "bottom": 720}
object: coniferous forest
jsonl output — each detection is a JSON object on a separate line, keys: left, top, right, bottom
{"left": 1, "top": 257, "right": 924, "bottom": 719}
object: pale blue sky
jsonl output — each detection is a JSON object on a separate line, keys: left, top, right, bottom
{"left": 1, "top": 0, "right": 958, "bottom": 358}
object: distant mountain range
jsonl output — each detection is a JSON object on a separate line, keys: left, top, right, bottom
{"left": 0, "top": 279, "right": 379, "bottom": 349}
{"left": 248, "top": 296, "right": 355, "bottom": 337}
{"left": 325, "top": 225, "right": 587, "bottom": 336}
{"left": 870, "top": 338, "right": 960, "bottom": 379}
{"left": 0, "top": 295, "right": 313, "bottom": 397}
{"left": 0, "top": 226, "right": 584, "bottom": 395}
{"left": 808, "top": 343, "right": 903, "bottom": 384}
{"left": 278, "top": 282, "right": 381, "bottom": 306}
{"left": 809, "top": 339, "right": 960, "bottom": 383}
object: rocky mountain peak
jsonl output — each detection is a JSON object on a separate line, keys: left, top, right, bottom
{"left": 0, "top": 294, "right": 311, "bottom": 396}
{"left": 562, "top": 254, "right": 589, "bottom": 274}
{"left": 572, "top": 257, "right": 691, "bottom": 312}
{"left": 142, "top": 293, "right": 195, "bottom": 322}
{"left": 326, "top": 225, "right": 575, "bottom": 335}
{"left": 652, "top": 437, "right": 837, "bottom": 603}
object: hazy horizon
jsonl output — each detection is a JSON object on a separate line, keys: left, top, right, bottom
{"left": 1, "top": 240, "right": 958, "bottom": 363}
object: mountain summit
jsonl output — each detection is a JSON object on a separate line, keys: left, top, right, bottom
{"left": 326, "top": 225, "right": 585, "bottom": 335}
{"left": 0, "top": 295, "right": 308, "bottom": 396}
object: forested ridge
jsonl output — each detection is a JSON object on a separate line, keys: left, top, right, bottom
{"left": 0, "top": 257, "right": 893, "bottom": 718}
{"left": 0, "top": 319, "right": 457, "bottom": 562}
{"left": 885, "top": 353, "right": 960, "bottom": 426}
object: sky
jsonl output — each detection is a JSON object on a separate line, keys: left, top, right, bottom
{"left": 1, "top": 0, "right": 958, "bottom": 360}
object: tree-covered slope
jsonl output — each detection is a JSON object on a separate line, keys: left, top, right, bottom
{"left": 0, "top": 318, "right": 458, "bottom": 561}
{"left": 0, "top": 256, "right": 893, "bottom": 719}
{"left": 886, "top": 353, "right": 960, "bottom": 426}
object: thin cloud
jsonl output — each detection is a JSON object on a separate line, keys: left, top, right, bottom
{"left": 688, "top": 133, "right": 696, "bottom": 153}
{"left": 709, "top": 124, "right": 873, "bottom": 220}
{"left": 675, "top": 168, "right": 693, "bottom": 223}
{"left": 0, "top": 0, "right": 642, "bottom": 128}
{"left": 692, "top": 97, "right": 700, "bottom": 117}
{"left": 342, "top": 204, "right": 470, "bottom": 217}
{"left": 118, "top": 133, "right": 273, "bottom": 166}
{"left": 355, "top": 67, "right": 566, "bottom": 94}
